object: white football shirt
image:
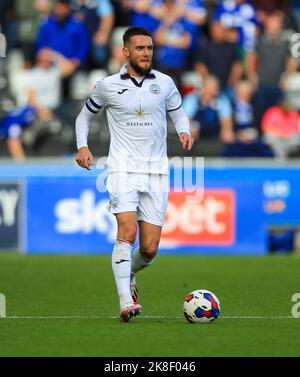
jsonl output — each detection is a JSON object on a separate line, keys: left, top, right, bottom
{"left": 76, "top": 64, "right": 190, "bottom": 174}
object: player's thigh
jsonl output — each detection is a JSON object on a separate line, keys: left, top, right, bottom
{"left": 115, "top": 212, "right": 138, "bottom": 242}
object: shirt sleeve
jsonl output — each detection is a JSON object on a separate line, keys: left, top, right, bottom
{"left": 166, "top": 78, "right": 182, "bottom": 112}
{"left": 7, "top": 124, "right": 22, "bottom": 139}
{"left": 168, "top": 107, "right": 191, "bottom": 136}
{"left": 75, "top": 80, "right": 107, "bottom": 149}
{"left": 217, "top": 94, "right": 232, "bottom": 119}
{"left": 182, "top": 94, "right": 199, "bottom": 119}
{"left": 97, "top": 0, "right": 113, "bottom": 17}
{"left": 85, "top": 79, "right": 107, "bottom": 114}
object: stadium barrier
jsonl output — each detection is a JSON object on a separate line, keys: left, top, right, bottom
{"left": 0, "top": 158, "right": 299, "bottom": 255}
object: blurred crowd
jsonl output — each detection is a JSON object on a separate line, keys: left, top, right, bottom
{"left": 1, "top": 0, "right": 300, "bottom": 160}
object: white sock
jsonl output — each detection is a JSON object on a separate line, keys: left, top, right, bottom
{"left": 112, "top": 240, "right": 133, "bottom": 310}
{"left": 131, "top": 246, "right": 154, "bottom": 274}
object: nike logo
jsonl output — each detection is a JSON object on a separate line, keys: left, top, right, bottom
{"left": 115, "top": 259, "right": 130, "bottom": 264}
{"left": 117, "top": 89, "right": 128, "bottom": 94}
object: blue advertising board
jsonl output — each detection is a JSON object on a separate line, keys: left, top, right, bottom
{"left": 0, "top": 181, "right": 22, "bottom": 250}
{"left": 0, "top": 160, "right": 299, "bottom": 255}
{"left": 26, "top": 178, "right": 116, "bottom": 254}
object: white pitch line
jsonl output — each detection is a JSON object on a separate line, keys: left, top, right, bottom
{"left": 1, "top": 315, "right": 297, "bottom": 320}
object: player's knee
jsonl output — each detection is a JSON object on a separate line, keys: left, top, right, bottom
{"left": 140, "top": 239, "right": 159, "bottom": 260}
{"left": 118, "top": 223, "right": 138, "bottom": 244}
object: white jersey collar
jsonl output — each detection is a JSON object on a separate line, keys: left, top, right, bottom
{"left": 120, "top": 64, "right": 156, "bottom": 80}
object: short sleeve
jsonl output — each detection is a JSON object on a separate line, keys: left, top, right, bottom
{"left": 8, "top": 124, "right": 22, "bottom": 139}
{"left": 217, "top": 94, "right": 232, "bottom": 118}
{"left": 97, "top": 0, "right": 113, "bottom": 17}
{"left": 182, "top": 94, "right": 199, "bottom": 119}
{"left": 166, "top": 78, "right": 182, "bottom": 112}
{"left": 85, "top": 79, "right": 107, "bottom": 114}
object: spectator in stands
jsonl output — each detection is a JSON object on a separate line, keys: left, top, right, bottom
{"left": 280, "top": 57, "right": 300, "bottom": 112}
{"left": 26, "top": 49, "right": 62, "bottom": 112}
{"left": 262, "top": 100, "right": 300, "bottom": 159}
{"left": 233, "top": 80, "right": 256, "bottom": 137}
{"left": 36, "top": 0, "right": 89, "bottom": 97}
{"left": 252, "top": 0, "right": 289, "bottom": 26}
{"left": 16, "top": 0, "right": 51, "bottom": 66}
{"left": 0, "top": 93, "right": 52, "bottom": 161}
{"left": 71, "top": 0, "right": 114, "bottom": 69}
{"left": 222, "top": 79, "right": 274, "bottom": 157}
{"left": 182, "top": 0, "right": 207, "bottom": 63}
{"left": 247, "top": 12, "right": 292, "bottom": 127}
{"left": 153, "top": 0, "right": 193, "bottom": 87}
{"left": 153, "top": 0, "right": 207, "bottom": 68}
{"left": 182, "top": 75, "right": 235, "bottom": 150}
{"left": 194, "top": 21, "right": 243, "bottom": 93}
{"left": 123, "top": 0, "right": 161, "bottom": 33}
{"left": 213, "top": 0, "right": 258, "bottom": 57}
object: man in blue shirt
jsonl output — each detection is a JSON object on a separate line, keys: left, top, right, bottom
{"left": 213, "top": 0, "right": 258, "bottom": 55}
{"left": 71, "top": 0, "right": 114, "bottom": 68}
{"left": 153, "top": 0, "right": 193, "bottom": 87}
{"left": 126, "top": 0, "right": 161, "bottom": 33}
{"left": 36, "top": 0, "right": 89, "bottom": 78}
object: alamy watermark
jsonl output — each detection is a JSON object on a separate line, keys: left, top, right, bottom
{"left": 291, "top": 293, "right": 300, "bottom": 318}
{"left": 95, "top": 156, "right": 205, "bottom": 199}
{"left": 0, "top": 33, "right": 6, "bottom": 58}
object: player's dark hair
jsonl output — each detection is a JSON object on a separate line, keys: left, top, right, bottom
{"left": 123, "top": 27, "right": 152, "bottom": 46}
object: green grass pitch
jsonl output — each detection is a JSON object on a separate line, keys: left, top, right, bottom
{"left": 0, "top": 253, "right": 299, "bottom": 357}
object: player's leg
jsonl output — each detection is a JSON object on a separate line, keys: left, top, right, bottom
{"left": 130, "top": 221, "right": 162, "bottom": 305}
{"left": 133, "top": 173, "right": 168, "bottom": 271}
{"left": 131, "top": 173, "right": 169, "bottom": 303}
{"left": 106, "top": 172, "right": 142, "bottom": 321}
{"left": 132, "top": 221, "right": 161, "bottom": 273}
{"left": 112, "top": 212, "right": 142, "bottom": 321}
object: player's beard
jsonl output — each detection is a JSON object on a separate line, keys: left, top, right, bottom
{"left": 129, "top": 58, "right": 152, "bottom": 76}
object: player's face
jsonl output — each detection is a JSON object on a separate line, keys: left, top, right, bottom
{"left": 124, "top": 35, "right": 154, "bottom": 76}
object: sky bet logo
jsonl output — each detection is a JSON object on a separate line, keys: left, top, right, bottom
{"left": 0, "top": 33, "right": 6, "bottom": 58}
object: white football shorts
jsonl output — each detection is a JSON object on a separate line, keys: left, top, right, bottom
{"left": 106, "top": 172, "right": 169, "bottom": 227}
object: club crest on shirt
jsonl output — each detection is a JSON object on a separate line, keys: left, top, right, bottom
{"left": 110, "top": 196, "right": 119, "bottom": 208}
{"left": 150, "top": 84, "right": 160, "bottom": 94}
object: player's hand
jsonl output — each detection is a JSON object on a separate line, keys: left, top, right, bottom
{"left": 75, "top": 146, "right": 94, "bottom": 171}
{"left": 179, "top": 133, "right": 194, "bottom": 151}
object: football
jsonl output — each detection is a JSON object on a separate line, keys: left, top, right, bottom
{"left": 183, "top": 289, "right": 220, "bottom": 323}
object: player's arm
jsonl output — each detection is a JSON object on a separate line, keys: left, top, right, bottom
{"left": 166, "top": 79, "right": 194, "bottom": 151}
{"left": 168, "top": 107, "right": 194, "bottom": 151}
{"left": 75, "top": 81, "right": 105, "bottom": 170}
{"left": 75, "top": 106, "right": 95, "bottom": 171}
